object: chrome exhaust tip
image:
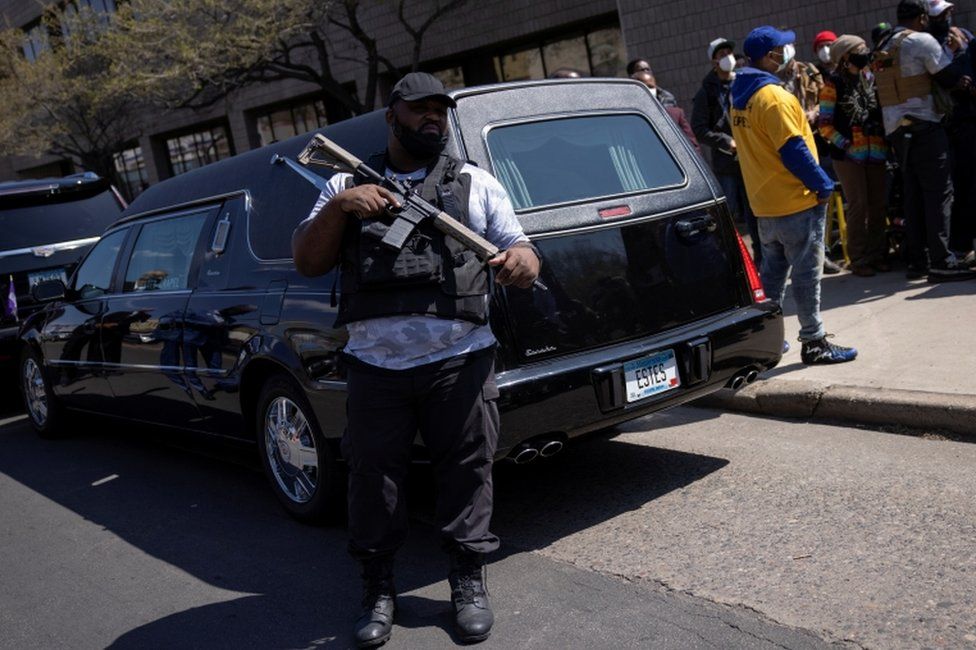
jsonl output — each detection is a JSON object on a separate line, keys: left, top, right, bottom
{"left": 745, "top": 369, "right": 759, "bottom": 384}
{"left": 730, "top": 375, "right": 745, "bottom": 390}
{"left": 538, "top": 439, "right": 564, "bottom": 458}
{"left": 510, "top": 445, "right": 539, "bottom": 465}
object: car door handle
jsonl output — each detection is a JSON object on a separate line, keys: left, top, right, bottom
{"left": 675, "top": 214, "right": 717, "bottom": 239}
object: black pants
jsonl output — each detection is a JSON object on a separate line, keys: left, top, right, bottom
{"left": 949, "top": 119, "right": 976, "bottom": 253}
{"left": 342, "top": 348, "right": 500, "bottom": 561}
{"left": 888, "top": 121, "right": 954, "bottom": 268}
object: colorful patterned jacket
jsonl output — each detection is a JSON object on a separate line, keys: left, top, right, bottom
{"left": 818, "top": 72, "right": 887, "bottom": 165}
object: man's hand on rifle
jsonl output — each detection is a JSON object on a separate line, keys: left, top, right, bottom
{"left": 489, "top": 244, "right": 541, "bottom": 289}
{"left": 336, "top": 185, "right": 401, "bottom": 220}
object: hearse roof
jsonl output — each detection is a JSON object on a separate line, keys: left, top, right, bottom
{"left": 119, "top": 78, "right": 661, "bottom": 222}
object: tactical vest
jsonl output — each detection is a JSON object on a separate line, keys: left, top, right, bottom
{"left": 333, "top": 152, "right": 490, "bottom": 328}
{"left": 873, "top": 29, "right": 934, "bottom": 107}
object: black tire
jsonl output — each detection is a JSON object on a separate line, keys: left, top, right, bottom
{"left": 256, "top": 374, "right": 344, "bottom": 524}
{"left": 19, "top": 347, "right": 64, "bottom": 438}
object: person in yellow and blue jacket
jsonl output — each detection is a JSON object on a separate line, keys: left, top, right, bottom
{"left": 730, "top": 25, "right": 858, "bottom": 365}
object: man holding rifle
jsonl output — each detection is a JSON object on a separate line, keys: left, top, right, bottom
{"left": 292, "top": 72, "right": 540, "bottom": 647}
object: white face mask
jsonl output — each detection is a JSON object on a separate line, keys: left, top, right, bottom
{"left": 776, "top": 43, "right": 796, "bottom": 72}
{"left": 817, "top": 45, "right": 832, "bottom": 64}
{"left": 718, "top": 54, "right": 736, "bottom": 72}
{"left": 648, "top": 87, "right": 658, "bottom": 98}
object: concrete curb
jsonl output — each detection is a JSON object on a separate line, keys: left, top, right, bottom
{"left": 693, "top": 379, "right": 976, "bottom": 438}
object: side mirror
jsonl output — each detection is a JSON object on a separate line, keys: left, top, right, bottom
{"left": 31, "top": 279, "right": 67, "bottom": 303}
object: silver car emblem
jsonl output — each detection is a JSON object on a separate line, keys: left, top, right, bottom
{"left": 31, "top": 246, "right": 55, "bottom": 258}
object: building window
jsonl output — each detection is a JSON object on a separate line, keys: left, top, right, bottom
{"left": 255, "top": 98, "right": 329, "bottom": 147}
{"left": 76, "top": 0, "right": 117, "bottom": 12}
{"left": 113, "top": 145, "right": 148, "bottom": 200}
{"left": 494, "top": 25, "right": 626, "bottom": 81}
{"left": 61, "top": 0, "right": 117, "bottom": 38}
{"left": 431, "top": 66, "right": 465, "bottom": 90}
{"left": 166, "top": 125, "right": 233, "bottom": 176}
{"left": 22, "top": 23, "right": 49, "bottom": 62}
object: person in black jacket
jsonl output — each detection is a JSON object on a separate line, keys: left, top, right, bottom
{"left": 627, "top": 59, "right": 678, "bottom": 107}
{"left": 691, "top": 38, "right": 761, "bottom": 264}
{"left": 930, "top": 1, "right": 976, "bottom": 260}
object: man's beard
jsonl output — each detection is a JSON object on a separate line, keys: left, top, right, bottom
{"left": 392, "top": 117, "right": 448, "bottom": 160}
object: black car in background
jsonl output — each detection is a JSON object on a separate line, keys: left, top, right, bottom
{"left": 18, "top": 79, "right": 783, "bottom": 522}
{"left": 1, "top": 173, "right": 126, "bottom": 370}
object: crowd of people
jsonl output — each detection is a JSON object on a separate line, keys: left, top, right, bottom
{"left": 631, "top": 0, "right": 976, "bottom": 279}
{"left": 615, "top": 0, "right": 976, "bottom": 363}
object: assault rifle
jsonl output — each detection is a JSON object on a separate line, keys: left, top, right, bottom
{"left": 288, "top": 134, "right": 500, "bottom": 257}
{"left": 272, "top": 133, "right": 545, "bottom": 289}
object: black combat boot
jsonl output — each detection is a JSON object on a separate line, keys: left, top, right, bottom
{"left": 353, "top": 556, "right": 396, "bottom": 648}
{"left": 448, "top": 549, "right": 493, "bottom": 643}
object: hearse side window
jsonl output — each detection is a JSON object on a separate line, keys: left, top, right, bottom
{"left": 123, "top": 212, "right": 208, "bottom": 292}
{"left": 485, "top": 114, "right": 684, "bottom": 210}
{"left": 73, "top": 229, "right": 127, "bottom": 300}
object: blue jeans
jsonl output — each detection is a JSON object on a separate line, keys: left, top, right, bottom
{"left": 757, "top": 203, "right": 827, "bottom": 342}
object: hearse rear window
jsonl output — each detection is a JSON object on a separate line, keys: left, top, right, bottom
{"left": 486, "top": 114, "right": 684, "bottom": 210}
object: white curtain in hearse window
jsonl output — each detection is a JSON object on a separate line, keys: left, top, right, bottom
{"left": 486, "top": 114, "right": 684, "bottom": 210}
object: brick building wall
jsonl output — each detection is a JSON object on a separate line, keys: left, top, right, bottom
{"left": 2, "top": 0, "right": 973, "bottom": 188}
{"left": 617, "top": 0, "right": 975, "bottom": 112}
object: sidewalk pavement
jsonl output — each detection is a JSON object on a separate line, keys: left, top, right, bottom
{"left": 695, "top": 267, "right": 976, "bottom": 437}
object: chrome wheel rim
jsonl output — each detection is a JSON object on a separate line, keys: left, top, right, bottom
{"left": 23, "top": 357, "right": 48, "bottom": 427}
{"left": 264, "top": 396, "right": 318, "bottom": 504}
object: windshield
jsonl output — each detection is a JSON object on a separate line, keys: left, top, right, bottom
{"left": 485, "top": 114, "right": 685, "bottom": 211}
{"left": 0, "top": 187, "right": 122, "bottom": 250}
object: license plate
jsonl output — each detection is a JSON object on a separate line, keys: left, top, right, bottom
{"left": 27, "top": 269, "right": 67, "bottom": 289}
{"left": 623, "top": 350, "right": 680, "bottom": 403}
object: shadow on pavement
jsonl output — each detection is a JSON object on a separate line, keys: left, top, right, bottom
{"left": 0, "top": 410, "right": 726, "bottom": 648}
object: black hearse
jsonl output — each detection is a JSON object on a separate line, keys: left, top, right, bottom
{"left": 19, "top": 79, "right": 782, "bottom": 522}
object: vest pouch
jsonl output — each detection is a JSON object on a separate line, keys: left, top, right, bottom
{"left": 439, "top": 243, "right": 490, "bottom": 297}
{"left": 356, "top": 219, "right": 443, "bottom": 287}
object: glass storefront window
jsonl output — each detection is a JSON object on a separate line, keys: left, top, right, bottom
{"left": 166, "top": 125, "right": 233, "bottom": 176}
{"left": 432, "top": 66, "right": 465, "bottom": 90}
{"left": 497, "top": 47, "right": 545, "bottom": 82}
{"left": 542, "top": 36, "right": 588, "bottom": 76}
{"left": 493, "top": 24, "right": 625, "bottom": 81}
{"left": 587, "top": 27, "right": 627, "bottom": 78}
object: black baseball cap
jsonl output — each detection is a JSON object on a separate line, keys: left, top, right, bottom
{"left": 897, "top": 0, "right": 928, "bottom": 19}
{"left": 387, "top": 72, "right": 457, "bottom": 108}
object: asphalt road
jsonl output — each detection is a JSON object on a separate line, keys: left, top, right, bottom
{"left": 1, "top": 401, "right": 973, "bottom": 648}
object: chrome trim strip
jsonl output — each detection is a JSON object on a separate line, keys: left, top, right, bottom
{"left": 116, "top": 189, "right": 251, "bottom": 227}
{"left": 528, "top": 199, "right": 720, "bottom": 240}
{"left": 312, "top": 379, "right": 347, "bottom": 390}
{"left": 0, "top": 182, "right": 60, "bottom": 196}
{"left": 47, "top": 359, "right": 230, "bottom": 376}
{"left": 118, "top": 289, "right": 193, "bottom": 296}
{"left": 0, "top": 236, "right": 100, "bottom": 260}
